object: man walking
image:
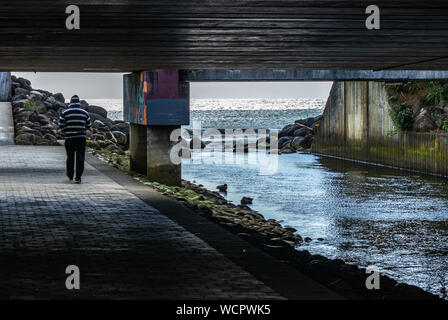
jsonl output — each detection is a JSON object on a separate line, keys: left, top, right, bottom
{"left": 59, "top": 95, "right": 91, "bottom": 184}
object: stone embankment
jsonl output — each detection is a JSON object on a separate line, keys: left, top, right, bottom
{"left": 10, "top": 76, "right": 129, "bottom": 155}
{"left": 277, "top": 114, "right": 322, "bottom": 153}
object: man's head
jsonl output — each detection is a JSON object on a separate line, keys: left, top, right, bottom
{"left": 70, "top": 95, "right": 80, "bottom": 106}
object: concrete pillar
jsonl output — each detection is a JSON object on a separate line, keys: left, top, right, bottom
{"left": 129, "top": 123, "right": 147, "bottom": 175}
{"left": 147, "top": 125, "right": 181, "bottom": 186}
{"left": 124, "top": 70, "right": 189, "bottom": 186}
{"left": 0, "top": 72, "right": 11, "bottom": 102}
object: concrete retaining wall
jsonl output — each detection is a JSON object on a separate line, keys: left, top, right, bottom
{"left": 312, "top": 81, "right": 448, "bottom": 177}
{"left": 0, "top": 72, "right": 11, "bottom": 102}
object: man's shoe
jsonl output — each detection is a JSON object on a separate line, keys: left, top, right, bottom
{"left": 74, "top": 178, "right": 81, "bottom": 184}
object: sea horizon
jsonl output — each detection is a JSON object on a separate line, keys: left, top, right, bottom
{"left": 87, "top": 97, "right": 326, "bottom": 130}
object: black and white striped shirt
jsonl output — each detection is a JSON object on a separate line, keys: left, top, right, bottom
{"left": 59, "top": 103, "right": 91, "bottom": 139}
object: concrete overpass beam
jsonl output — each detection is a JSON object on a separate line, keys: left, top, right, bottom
{"left": 180, "top": 69, "right": 448, "bottom": 82}
{"left": 124, "top": 70, "right": 189, "bottom": 186}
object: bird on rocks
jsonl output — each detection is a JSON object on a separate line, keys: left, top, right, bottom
{"left": 217, "top": 184, "right": 228, "bottom": 193}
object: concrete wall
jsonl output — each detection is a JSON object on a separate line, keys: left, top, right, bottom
{"left": 313, "top": 81, "right": 448, "bottom": 177}
{"left": 129, "top": 123, "right": 181, "bottom": 186}
{"left": 0, "top": 72, "right": 11, "bottom": 102}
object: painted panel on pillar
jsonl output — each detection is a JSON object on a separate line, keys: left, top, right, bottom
{"left": 124, "top": 70, "right": 189, "bottom": 125}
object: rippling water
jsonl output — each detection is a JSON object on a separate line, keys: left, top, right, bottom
{"left": 183, "top": 152, "right": 448, "bottom": 297}
{"left": 188, "top": 98, "right": 325, "bottom": 129}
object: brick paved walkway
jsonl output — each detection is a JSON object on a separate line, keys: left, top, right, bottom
{"left": 0, "top": 145, "right": 283, "bottom": 299}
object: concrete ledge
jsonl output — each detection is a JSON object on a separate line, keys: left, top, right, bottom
{"left": 313, "top": 132, "right": 448, "bottom": 178}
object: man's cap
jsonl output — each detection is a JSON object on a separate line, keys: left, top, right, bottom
{"left": 70, "top": 95, "right": 80, "bottom": 104}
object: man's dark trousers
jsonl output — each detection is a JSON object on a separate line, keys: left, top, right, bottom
{"left": 65, "top": 137, "right": 86, "bottom": 181}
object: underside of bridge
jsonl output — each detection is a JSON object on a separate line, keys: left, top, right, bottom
{"left": 3, "top": 1, "right": 448, "bottom": 185}
{"left": 1, "top": 1, "right": 448, "bottom": 72}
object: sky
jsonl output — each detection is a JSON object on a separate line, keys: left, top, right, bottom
{"left": 13, "top": 72, "right": 333, "bottom": 100}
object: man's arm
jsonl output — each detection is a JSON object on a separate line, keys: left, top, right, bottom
{"left": 59, "top": 112, "right": 66, "bottom": 131}
{"left": 85, "top": 112, "right": 91, "bottom": 129}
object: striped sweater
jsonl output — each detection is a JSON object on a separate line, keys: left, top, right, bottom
{"left": 59, "top": 104, "right": 91, "bottom": 139}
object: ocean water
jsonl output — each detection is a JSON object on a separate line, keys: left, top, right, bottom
{"left": 88, "top": 98, "right": 325, "bottom": 129}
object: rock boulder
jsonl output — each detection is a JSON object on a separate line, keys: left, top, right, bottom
{"left": 86, "top": 105, "right": 108, "bottom": 118}
{"left": 412, "top": 109, "right": 436, "bottom": 132}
